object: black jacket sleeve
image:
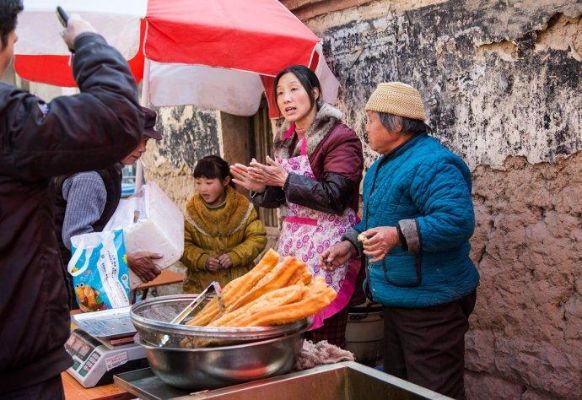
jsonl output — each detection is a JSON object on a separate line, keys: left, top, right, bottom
{"left": 252, "top": 173, "right": 355, "bottom": 214}
{"left": 0, "top": 33, "right": 142, "bottom": 181}
{"left": 251, "top": 186, "right": 286, "bottom": 208}
{"left": 283, "top": 172, "right": 356, "bottom": 214}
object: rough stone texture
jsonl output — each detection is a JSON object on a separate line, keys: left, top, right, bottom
{"left": 310, "top": 0, "right": 582, "bottom": 168}
{"left": 283, "top": 0, "right": 378, "bottom": 20}
{"left": 467, "top": 153, "right": 582, "bottom": 399}
{"left": 465, "top": 372, "right": 523, "bottom": 400}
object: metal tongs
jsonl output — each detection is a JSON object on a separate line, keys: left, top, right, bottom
{"left": 158, "top": 281, "right": 225, "bottom": 347}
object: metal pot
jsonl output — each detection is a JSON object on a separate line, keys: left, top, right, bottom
{"left": 135, "top": 331, "right": 304, "bottom": 390}
{"left": 130, "top": 295, "right": 307, "bottom": 390}
{"left": 131, "top": 294, "right": 308, "bottom": 348}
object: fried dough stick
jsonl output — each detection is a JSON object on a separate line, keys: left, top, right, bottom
{"left": 208, "top": 284, "right": 309, "bottom": 327}
{"left": 186, "top": 249, "right": 279, "bottom": 326}
{"left": 226, "top": 256, "right": 308, "bottom": 312}
{"left": 234, "top": 277, "right": 337, "bottom": 327}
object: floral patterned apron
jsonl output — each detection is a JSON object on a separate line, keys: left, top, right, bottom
{"left": 276, "top": 139, "right": 360, "bottom": 330}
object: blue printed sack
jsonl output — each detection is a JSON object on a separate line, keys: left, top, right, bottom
{"left": 68, "top": 229, "right": 131, "bottom": 313}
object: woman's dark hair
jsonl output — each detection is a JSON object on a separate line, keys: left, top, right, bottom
{"left": 273, "top": 65, "right": 322, "bottom": 111}
{"left": 193, "top": 155, "right": 234, "bottom": 186}
{"left": 378, "top": 112, "right": 431, "bottom": 135}
{"left": 0, "top": 0, "right": 23, "bottom": 50}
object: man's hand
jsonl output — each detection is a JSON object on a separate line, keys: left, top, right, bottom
{"left": 206, "top": 257, "right": 221, "bottom": 272}
{"left": 62, "top": 14, "right": 97, "bottom": 51}
{"left": 360, "top": 226, "right": 400, "bottom": 262}
{"left": 127, "top": 251, "right": 162, "bottom": 282}
{"left": 217, "top": 254, "right": 233, "bottom": 269}
{"left": 320, "top": 240, "right": 356, "bottom": 271}
{"left": 230, "top": 163, "right": 267, "bottom": 193}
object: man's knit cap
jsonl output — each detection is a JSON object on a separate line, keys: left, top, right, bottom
{"left": 365, "top": 82, "right": 427, "bottom": 121}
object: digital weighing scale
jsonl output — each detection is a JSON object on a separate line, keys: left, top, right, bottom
{"left": 65, "top": 307, "right": 148, "bottom": 388}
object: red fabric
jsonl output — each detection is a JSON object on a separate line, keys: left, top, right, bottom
{"left": 308, "top": 123, "right": 364, "bottom": 213}
{"left": 15, "top": 55, "right": 74, "bottom": 87}
{"left": 15, "top": 1, "right": 319, "bottom": 119}
{"left": 283, "top": 124, "right": 296, "bottom": 140}
{"left": 261, "top": 75, "right": 279, "bottom": 118}
{"left": 15, "top": 21, "right": 146, "bottom": 87}
{"left": 283, "top": 216, "right": 317, "bottom": 226}
{"left": 15, "top": 1, "right": 317, "bottom": 88}
{"left": 145, "top": 0, "right": 318, "bottom": 75}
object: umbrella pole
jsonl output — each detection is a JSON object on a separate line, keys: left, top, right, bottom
{"left": 135, "top": 59, "right": 151, "bottom": 194}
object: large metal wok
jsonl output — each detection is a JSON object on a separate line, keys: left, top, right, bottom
{"left": 130, "top": 294, "right": 307, "bottom": 390}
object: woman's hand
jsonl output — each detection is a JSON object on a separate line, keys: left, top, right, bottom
{"left": 230, "top": 163, "right": 266, "bottom": 193}
{"left": 247, "top": 156, "right": 289, "bottom": 188}
{"left": 319, "top": 241, "right": 356, "bottom": 271}
{"left": 360, "top": 227, "right": 400, "bottom": 262}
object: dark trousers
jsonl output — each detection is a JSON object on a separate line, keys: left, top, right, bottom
{"left": 2, "top": 375, "right": 64, "bottom": 400}
{"left": 382, "top": 291, "right": 477, "bottom": 400}
{"left": 304, "top": 306, "right": 349, "bottom": 349}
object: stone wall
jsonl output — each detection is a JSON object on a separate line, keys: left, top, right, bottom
{"left": 278, "top": 0, "right": 581, "bottom": 398}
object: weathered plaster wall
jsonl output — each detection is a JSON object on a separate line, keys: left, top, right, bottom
{"left": 141, "top": 105, "right": 220, "bottom": 210}
{"left": 303, "top": 0, "right": 582, "bottom": 168}
{"left": 283, "top": 0, "right": 582, "bottom": 399}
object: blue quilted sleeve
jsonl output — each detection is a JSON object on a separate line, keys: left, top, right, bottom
{"left": 410, "top": 158, "right": 475, "bottom": 252}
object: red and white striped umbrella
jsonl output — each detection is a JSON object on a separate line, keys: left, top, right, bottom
{"left": 15, "top": 0, "right": 339, "bottom": 117}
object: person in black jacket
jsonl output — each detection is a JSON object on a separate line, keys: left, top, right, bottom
{"left": 0, "top": 2, "right": 142, "bottom": 398}
{"left": 54, "top": 107, "right": 163, "bottom": 310}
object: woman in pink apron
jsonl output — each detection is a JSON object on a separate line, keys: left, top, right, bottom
{"left": 231, "top": 65, "right": 363, "bottom": 348}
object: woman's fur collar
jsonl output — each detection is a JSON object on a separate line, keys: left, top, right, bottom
{"left": 273, "top": 103, "right": 343, "bottom": 159}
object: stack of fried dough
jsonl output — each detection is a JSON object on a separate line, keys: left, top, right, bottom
{"left": 186, "top": 249, "right": 337, "bottom": 328}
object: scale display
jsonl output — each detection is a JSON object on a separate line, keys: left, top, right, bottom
{"left": 65, "top": 329, "right": 146, "bottom": 388}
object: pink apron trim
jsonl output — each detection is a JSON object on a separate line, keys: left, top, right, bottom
{"left": 283, "top": 123, "right": 295, "bottom": 140}
{"left": 282, "top": 124, "right": 307, "bottom": 156}
{"left": 300, "top": 137, "right": 307, "bottom": 155}
{"left": 284, "top": 216, "right": 318, "bottom": 226}
{"left": 309, "top": 258, "right": 361, "bottom": 330}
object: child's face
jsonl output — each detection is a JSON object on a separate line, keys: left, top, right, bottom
{"left": 195, "top": 176, "right": 229, "bottom": 205}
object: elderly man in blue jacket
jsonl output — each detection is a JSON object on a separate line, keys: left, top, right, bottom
{"left": 321, "top": 82, "right": 479, "bottom": 400}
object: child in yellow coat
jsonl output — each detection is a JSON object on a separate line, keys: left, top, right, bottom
{"left": 181, "top": 155, "right": 267, "bottom": 293}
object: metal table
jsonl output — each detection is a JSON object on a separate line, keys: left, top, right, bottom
{"left": 114, "top": 362, "right": 452, "bottom": 400}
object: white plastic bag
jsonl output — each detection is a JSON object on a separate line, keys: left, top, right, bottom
{"left": 68, "top": 229, "right": 131, "bottom": 312}
{"left": 105, "top": 182, "right": 184, "bottom": 288}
